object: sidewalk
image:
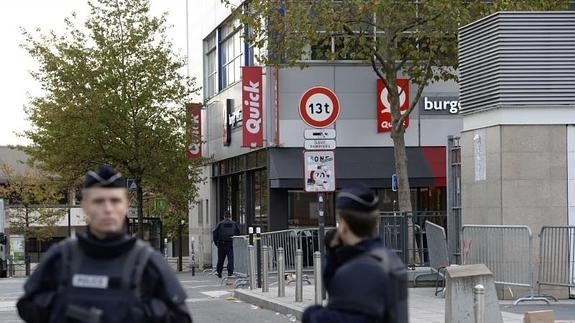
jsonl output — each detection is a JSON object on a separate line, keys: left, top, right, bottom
{"left": 235, "top": 285, "right": 526, "bottom": 323}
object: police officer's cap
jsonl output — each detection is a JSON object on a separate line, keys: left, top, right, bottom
{"left": 336, "top": 184, "right": 379, "bottom": 216}
{"left": 83, "top": 165, "right": 126, "bottom": 189}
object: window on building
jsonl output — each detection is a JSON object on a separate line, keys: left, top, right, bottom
{"left": 204, "top": 33, "right": 217, "bottom": 98}
{"left": 254, "top": 169, "right": 268, "bottom": 227}
{"left": 219, "top": 19, "right": 243, "bottom": 90}
{"left": 288, "top": 191, "right": 335, "bottom": 227}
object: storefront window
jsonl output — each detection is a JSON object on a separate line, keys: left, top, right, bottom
{"left": 377, "top": 187, "right": 446, "bottom": 213}
{"left": 254, "top": 169, "right": 268, "bottom": 227}
{"left": 288, "top": 191, "right": 335, "bottom": 227}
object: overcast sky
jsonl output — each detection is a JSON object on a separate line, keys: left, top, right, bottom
{"left": 0, "top": 0, "right": 205, "bottom": 146}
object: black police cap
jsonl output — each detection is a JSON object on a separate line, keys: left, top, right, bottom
{"left": 83, "top": 165, "right": 126, "bottom": 189}
{"left": 336, "top": 184, "right": 379, "bottom": 216}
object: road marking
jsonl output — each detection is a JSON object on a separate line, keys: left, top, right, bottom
{"left": 201, "top": 290, "right": 232, "bottom": 298}
{"left": 185, "top": 297, "right": 219, "bottom": 303}
{"left": 185, "top": 284, "right": 221, "bottom": 289}
{"left": 0, "top": 301, "right": 16, "bottom": 312}
{"left": 179, "top": 280, "right": 210, "bottom": 283}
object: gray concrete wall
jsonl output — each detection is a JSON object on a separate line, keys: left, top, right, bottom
{"left": 461, "top": 126, "right": 502, "bottom": 225}
{"left": 461, "top": 125, "right": 568, "bottom": 227}
{"left": 461, "top": 125, "right": 567, "bottom": 228}
{"left": 500, "top": 126, "right": 568, "bottom": 231}
{"left": 461, "top": 125, "right": 569, "bottom": 299}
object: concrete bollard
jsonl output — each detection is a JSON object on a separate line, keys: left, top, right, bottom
{"left": 262, "top": 245, "right": 269, "bottom": 292}
{"left": 295, "top": 249, "right": 303, "bottom": 302}
{"left": 313, "top": 251, "right": 322, "bottom": 305}
{"left": 248, "top": 245, "right": 257, "bottom": 290}
{"left": 474, "top": 284, "right": 485, "bottom": 323}
{"left": 277, "top": 247, "right": 285, "bottom": 297}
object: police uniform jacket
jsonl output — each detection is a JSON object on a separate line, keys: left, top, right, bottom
{"left": 303, "top": 238, "right": 408, "bottom": 323}
{"left": 17, "top": 229, "right": 192, "bottom": 323}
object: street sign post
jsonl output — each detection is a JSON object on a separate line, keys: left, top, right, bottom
{"left": 128, "top": 207, "right": 138, "bottom": 218}
{"left": 154, "top": 198, "right": 168, "bottom": 213}
{"left": 304, "top": 139, "right": 336, "bottom": 150}
{"left": 300, "top": 86, "right": 340, "bottom": 301}
{"left": 127, "top": 179, "right": 137, "bottom": 190}
{"left": 299, "top": 87, "right": 340, "bottom": 128}
{"left": 304, "top": 128, "right": 336, "bottom": 140}
{"left": 392, "top": 174, "right": 399, "bottom": 192}
{"left": 304, "top": 151, "right": 336, "bottom": 192}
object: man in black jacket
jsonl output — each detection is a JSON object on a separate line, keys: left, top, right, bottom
{"left": 17, "top": 165, "right": 192, "bottom": 323}
{"left": 212, "top": 211, "right": 240, "bottom": 278}
{"left": 303, "top": 185, "right": 408, "bottom": 323}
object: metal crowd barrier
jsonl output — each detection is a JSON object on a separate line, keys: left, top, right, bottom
{"left": 260, "top": 228, "right": 330, "bottom": 273}
{"left": 538, "top": 226, "right": 575, "bottom": 291}
{"left": 232, "top": 235, "right": 250, "bottom": 277}
{"left": 424, "top": 221, "right": 451, "bottom": 295}
{"left": 461, "top": 225, "right": 551, "bottom": 305}
{"left": 379, "top": 211, "right": 447, "bottom": 266}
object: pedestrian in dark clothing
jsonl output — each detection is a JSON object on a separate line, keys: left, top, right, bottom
{"left": 303, "top": 185, "right": 408, "bottom": 323}
{"left": 213, "top": 211, "right": 240, "bottom": 278}
{"left": 17, "top": 165, "right": 192, "bottom": 323}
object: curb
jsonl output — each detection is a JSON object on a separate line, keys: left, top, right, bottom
{"left": 234, "top": 289, "right": 306, "bottom": 320}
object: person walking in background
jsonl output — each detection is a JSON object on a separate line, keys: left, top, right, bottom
{"left": 213, "top": 211, "right": 240, "bottom": 278}
{"left": 17, "top": 165, "right": 192, "bottom": 323}
{"left": 303, "top": 185, "right": 408, "bottom": 323}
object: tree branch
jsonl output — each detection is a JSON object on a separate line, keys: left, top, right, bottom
{"left": 397, "top": 59, "right": 433, "bottom": 130}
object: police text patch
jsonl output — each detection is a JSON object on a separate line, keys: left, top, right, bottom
{"left": 72, "top": 274, "right": 109, "bottom": 289}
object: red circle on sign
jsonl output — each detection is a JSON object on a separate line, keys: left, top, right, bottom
{"left": 299, "top": 86, "right": 340, "bottom": 128}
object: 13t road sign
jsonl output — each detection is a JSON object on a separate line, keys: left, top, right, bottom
{"left": 299, "top": 87, "right": 340, "bottom": 128}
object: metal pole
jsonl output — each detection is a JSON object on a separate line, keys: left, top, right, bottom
{"left": 256, "top": 227, "right": 262, "bottom": 288}
{"left": 474, "top": 284, "right": 485, "bottom": 323}
{"left": 248, "top": 245, "right": 257, "bottom": 290}
{"left": 313, "top": 251, "right": 322, "bottom": 305}
{"left": 67, "top": 207, "right": 71, "bottom": 238}
{"left": 277, "top": 247, "right": 285, "bottom": 297}
{"left": 262, "top": 245, "right": 269, "bottom": 292}
{"left": 178, "top": 222, "right": 183, "bottom": 272}
{"left": 295, "top": 249, "right": 303, "bottom": 302}
{"left": 318, "top": 193, "right": 326, "bottom": 299}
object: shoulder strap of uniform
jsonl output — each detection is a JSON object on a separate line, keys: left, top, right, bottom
{"left": 132, "top": 242, "right": 154, "bottom": 299}
{"left": 58, "top": 238, "right": 81, "bottom": 291}
{"left": 121, "top": 240, "right": 154, "bottom": 299}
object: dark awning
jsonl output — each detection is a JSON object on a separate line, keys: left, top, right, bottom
{"left": 268, "top": 147, "right": 446, "bottom": 189}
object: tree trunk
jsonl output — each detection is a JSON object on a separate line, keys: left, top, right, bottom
{"left": 137, "top": 179, "right": 144, "bottom": 239}
{"left": 391, "top": 130, "right": 412, "bottom": 212}
{"left": 391, "top": 121, "right": 420, "bottom": 266}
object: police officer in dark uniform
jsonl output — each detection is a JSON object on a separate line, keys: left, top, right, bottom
{"left": 212, "top": 211, "right": 240, "bottom": 278}
{"left": 17, "top": 165, "right": 192, "bottom": 323}
{"left": 303, "top": 185, "right": 408, "bottom": 323}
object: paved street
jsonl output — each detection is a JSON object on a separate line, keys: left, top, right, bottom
{"left": 0, "top": 272, "right": 297, "bottom": 323}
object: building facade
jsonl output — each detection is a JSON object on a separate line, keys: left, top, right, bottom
{"left": 188, "top": 7, "right": 464, "bottom": 267}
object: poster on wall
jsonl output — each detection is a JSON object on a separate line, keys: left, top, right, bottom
{"left": 9, "top": 235, "right": 25, "bottom": 264}
{"left": 242, "top": 66, "right": 263, "bottom": 148}
{"left": 377, "top": 79, "right": 410, "bottom": 133}
{"left": 186, "top": 103, "right": 202, "bottom": 160}
{"left": 474, "top": 129, "right": 486, "bottom": 182}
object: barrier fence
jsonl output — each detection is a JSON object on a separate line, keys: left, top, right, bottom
{"left": 462, "top": 225, "right": 552, "bottom": 305}
{"left": 379, "top": 211, "right": 447, "bottom": 267}
{"left": 226, "top": 224, "right": 575, "bottom": 303}
{"left": 538, "top": 226, "right": 575, "bottom": 290}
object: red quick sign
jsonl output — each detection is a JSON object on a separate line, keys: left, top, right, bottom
{"left": 377, "top": 79, "right": 410, "bottom": 133}
{"left": 186, "top": 103, "right": 202, "bottom": 160}
{"left": 242, "top": 66, "right": 263, "bottom": 148}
